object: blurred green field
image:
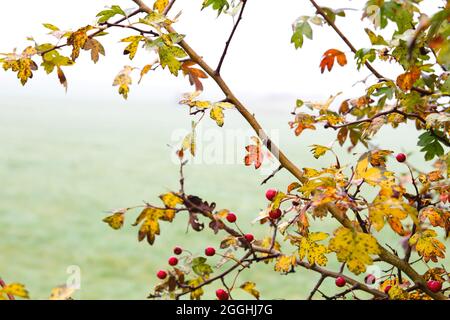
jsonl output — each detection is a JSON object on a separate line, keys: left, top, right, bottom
{"left": 0, "top": 98, "right": 447, "bottom": 299}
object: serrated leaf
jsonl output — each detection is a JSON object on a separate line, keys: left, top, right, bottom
{"left": 102, "top": 212, "right": 125, "bottom": 230}
{"left": 240, "top": 282, "right": 260, "bottom": 300}
{"left": 329, "top": 227, "right": 380, "bottom": 275}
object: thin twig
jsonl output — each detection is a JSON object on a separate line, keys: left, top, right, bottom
{"left": 216, "top": 0, "right": 248, "bottom": 74}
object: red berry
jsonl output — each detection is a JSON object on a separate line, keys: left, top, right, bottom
{"left": 427, "top": 280, "right": 442, "bottom": 293}
{"left": 269, "top": 209, "right": 282, "bottom": 220}
{"left": 335, "top": 276, "right": 346, "bottom": 287}
{"left": 396, "top": 153, "right": 406, "bottom": 163}
{"left": 365, "top": 274, "right": 376, "bottom": 285}
{"left": 205, "top": 247, "right": 216, "bottom": 256}
{"left": 168, "top": 256, "right": 178, "bottom": 266}
{"left": 156, "top": 270, "right": 167, "bottom": 280}
{"left": 173, "top": 246, "right": 183, "bottom": 255}
{"left": 266, "top": 189, "right": 278, "bottom": 201}
{"left": 384, "top": 285, "right": 392, "bottom": 294}
{"left": 244, "top": 234, "right": 254, "bottom": 242}
{"left": 216, "top": 289, "right": 229, "bottom": 300}
{"left": 226, "top": 212, "right": 237, "bottom": 223}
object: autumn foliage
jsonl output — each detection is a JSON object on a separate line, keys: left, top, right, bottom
{"left": 1, "top": 0, "right": 450, "bottom": 300}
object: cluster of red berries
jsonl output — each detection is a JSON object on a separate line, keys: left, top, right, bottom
{"left": 225, "top": 212, "right": 255, "bottom": 243}
{"left": 266, "top": 189, "right": 282, "bottom": 220}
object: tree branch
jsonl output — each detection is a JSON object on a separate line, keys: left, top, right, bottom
{"left": 309, "top": 0, "right": 435, "bottom": 96}
{"left": 216, "top": 0, "right": 248, "bottom": 74}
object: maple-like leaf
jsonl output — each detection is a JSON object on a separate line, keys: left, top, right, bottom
{"left": 274, "top": 255, "right": 297, "bottom": 273}
{"left": 290, "top": 232, "right": 329, "bottom": 266}
{"left": 0, "top": 283, "right": 29, "bottom": 299}
{"left": 355, "top": 153, "right": 390, "bottom": 186}
{"left": 49, "top": 285, "right": 76, "bottom": 300}
{"left": 310, "top": 144, "right": 331, "bottom": 159}
{"left": 132, "top": 207, "right": 172, "bottom": 245}
{"left": 154, "top": 0, "right": 169, "bottom": 13}
{"left": 181, "top": 60, "right": 208, "bottom": 91}
{"left": 121, "top": 35, "right": 144, "bottom": 60}
{"left": 102, "top": 212, "right": 125, "bottom": 230}
{"left": 329, "top": 227, "right": 380, "bottom": 275}
{"left": 83, "top": 38, "right": 105, "bottom": 63}
{"left": 319, "top": 49, "right": 347, "bottom": 73}
{"left": 159, "top": 45, "right": 186, "bottom": 76}
{"left": 420, "top": 208, "right": 450, "bottom": 236}
{"left": 240, "top": 282, "right": 260, "bottom": 300}
{"left": 67, "top": 26, "right": 93, "bottom": 61}
{"left": 409, "top": 229, "right": 446, "bottom": 263}
{"left": 244, "top": 137, "right": 263, "bottom": 169}
{"left": 289, "top": 113, "right": 316, "bottom": 136}
{"left": 160, "top": 192, "right": 183, "bottom": 209}
{"left": 113, "top": 66, "right": 133, "bottom": 99}
{"left": 396, "top": 66, "right": 421, "bottom": 91}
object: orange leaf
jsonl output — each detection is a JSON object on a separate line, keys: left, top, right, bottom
{"left": 244, "top": 137, "right": 263, "bottom": 169}
{"left": 319, "top": 49, "right": 347, "bottom": 73}
{"left": 396, "top": 66, "right": 420, "bottom": 91}
{"left": 181, "top": 60, "right": 208, "bottom": 91}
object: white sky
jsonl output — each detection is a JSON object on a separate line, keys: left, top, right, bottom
{"left": 0, "top": 0, "right": 442, "bottom": 106}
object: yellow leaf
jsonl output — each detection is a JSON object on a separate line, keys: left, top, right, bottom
{"left": 310, "top": 144, "right": 331, "bottom": 159}
{"left": 139, "top": 64, "right": 152, "bottom": 84}
{"left": 187, "top": 277, "right": 205, "bottom": 300}
{"left": 396, "top": 66, "right": 420, "bottom": 92}
{"left": 291, "top": 232, "right": 329, "bottom": 266}
{"left": 1, "top": 283, "right": 29, "bottom": 299}
{"left": 121, "top": 35, "right": 144, "bottom": 60}
{"left": 355, "top": 153, "right": 388, "bottom": 186}
{"left": 274, "top": 255, "right": 297, "bottom": 273}
{"left": 133, "top": 207, "right": 166, "bottom": 245}
{"left": 160, "top": 192, "right": 183, "bottom": 208}
{"left": 49, "top": 285, "right": 76, "bottom": 300}
{"left": 153, "top": 0, "right": 169, "bottom": 13}
{"left": 240, "top": 281, "right": 260, "bottom": 300}
{"left": 409, "top": 229, "right": 446, "bottom": 263}
{"left": 113, "top": 66, "right": 133, "bottom": 99}
{"left": 369, "top": 149, "right": 393, "bottom": 167}
{"left": 67, "top": 26, "right": 93, "bottom": 61}
{"left": 387, "top": 285, "right": 409, "bottom": 300}
{"left": 258, "top": 237, "right": 280, "bottom": 263}
{"left": 102, "top": 212, "right": 125, "bottom": 230}
{"left": 210, "top": 106, "right": 225, "bottom": 127}
{"left": 329, "top": 227, "right": 380, "bottom": 275}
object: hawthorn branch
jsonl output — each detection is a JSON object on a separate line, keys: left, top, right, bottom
{"left": 216, "top": 0, "right": 248, "bottom": 74}
{"left": 260, "top": 165, "right": 283, "bottom": 185}
{"left": 325, "top": 203, "right": 448, "bottom": 300}
{"left": 307, "top": 275, "right": 326, "bottom": 300}
{"left": 103, "top": 22, "right": 158, "bottom": 36}
{"left": 39, "top": 9, "right": 144, "bottom": 56}
{"left": 328, "top": 108, "right": 450, "bottom": 147}
{"left": 309, "top": 0, "right": 434, "bottom": 96}
{"left": 131, "top": 0, "right": 448, "bottom": 300}
{"left": 175, "top": 251, "right": 252, "bottom": 299}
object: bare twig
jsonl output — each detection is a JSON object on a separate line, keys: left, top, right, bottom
{"left": 216, "top": 0, "right": 248, "bottom": 74}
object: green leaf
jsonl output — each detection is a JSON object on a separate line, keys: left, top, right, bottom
{"left": 291, "top": 21, "right": 313, "bottom": 49}
{"left": 192, "top": 257, "right": 213, "bottom": 276}
{"left": 202, "top": 0, "right": 230, "bottom": 16}
{"left": 96, "top": 5, "right": 126, "bottom": 24}
{"left": 42, "top": 23, "right": 59, "bottom": 31}
{"left": 158, "top": 45, "right": 186, "bottom": 76}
